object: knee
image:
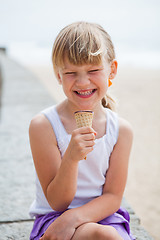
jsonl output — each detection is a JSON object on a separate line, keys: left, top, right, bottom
{"left": 95, "top": 225, "right": 123, "bottom": 240}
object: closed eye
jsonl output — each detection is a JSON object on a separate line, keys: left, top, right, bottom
{"left": 88, "top": 69, "right": 100, "bottom": 73}
{"left": 65, "top": 72, "right": 76, "bottom": 75}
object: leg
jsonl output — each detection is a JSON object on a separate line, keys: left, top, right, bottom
{"left": 71, "top": 222, "right": 123, "bottom": 240}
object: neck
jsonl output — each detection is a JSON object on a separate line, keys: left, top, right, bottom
{"left": 59, "top": 99, "right": 105, "bottom": 119}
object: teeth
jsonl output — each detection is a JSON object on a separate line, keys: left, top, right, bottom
{"left": 77, "top": 90, "right": 93, "bottom": 95}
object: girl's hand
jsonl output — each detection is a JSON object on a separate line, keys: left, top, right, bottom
{"left": 65, "top": 127, "right": 96, "bottom": 162}
{"left": 39, "top": 210, "right": 78, "bottom": 240}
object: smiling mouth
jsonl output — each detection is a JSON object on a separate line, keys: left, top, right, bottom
{"left": 74, "top": 89, "right": 96, "bottom": 97}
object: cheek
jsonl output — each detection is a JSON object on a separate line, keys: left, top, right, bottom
{"left": 100, "top": 78, "right": 109, "bottom": 95}
{"left": 103, "top": 73, "right": 110, "bottom": 89}
{"left": 98, "top": 74, "right": 109, "bottom": 88}
{"left": 61, "top": 79, "right": 74, "bottom": 95}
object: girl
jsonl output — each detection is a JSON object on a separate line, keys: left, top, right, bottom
{"left": 29, "top": 21, "right": 135, "bottom": 240}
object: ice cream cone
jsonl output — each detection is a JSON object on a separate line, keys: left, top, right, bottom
{"left": 74, "top": 111, "right": 94, "bottom": 160}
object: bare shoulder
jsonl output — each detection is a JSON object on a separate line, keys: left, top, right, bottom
{"left": 29, "top": 113, "right": 49, "bottom": 130}
{"left": 29, "top": 113, "right": 56, "bottom": 144}
{"left": 118, "top": 117, "right": 133, "bottom": 142}
{"left": 119, "top": 118, "right": 133, "bottom": 137}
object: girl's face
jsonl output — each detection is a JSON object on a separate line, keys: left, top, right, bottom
{"left": 57, "top": 56, "right": 117, "bottom": 111}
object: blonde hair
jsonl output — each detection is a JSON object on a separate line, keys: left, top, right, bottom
{"left": 52, "top": 21, "right": 116, "bottom": 110}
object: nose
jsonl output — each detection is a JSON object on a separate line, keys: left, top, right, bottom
{"left": 75, "top": 72, "right": 90, "bottom": 87}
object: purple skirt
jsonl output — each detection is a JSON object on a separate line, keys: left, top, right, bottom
{"left": 30, "top": 207, "right": 135, "bottom": 240}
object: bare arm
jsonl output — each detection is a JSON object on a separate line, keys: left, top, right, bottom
{"left": 29, "top": 114, "right": 96, "bottom": 211}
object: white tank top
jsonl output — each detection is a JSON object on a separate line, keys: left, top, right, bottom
{"left": 29, "top": 105, "right": 119, "bottom": 218}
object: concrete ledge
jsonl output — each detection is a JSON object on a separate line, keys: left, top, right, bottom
{"left": 121, "top": 199, "right": 154, "bottom": 240}
{"left": 0, "top": 53, "right": 154, "bottom": 239}
{"left": 0, "top": 221, "right": 33, "bottom": 239}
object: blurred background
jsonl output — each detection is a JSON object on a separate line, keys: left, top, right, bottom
{"left": 1, "top": 0, "right": 160, "bottom": 68}
{"left": 0, "top": 0, "right": 160, "bottom": 239}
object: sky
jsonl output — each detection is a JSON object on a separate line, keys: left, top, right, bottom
{"left": 0, "top": 0, "right": 160, "bottom": 67}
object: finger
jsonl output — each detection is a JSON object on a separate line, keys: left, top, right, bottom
{"left": 77, "top": 126, "right": 97, "bottom": 135}
{"left": 83, "top": 133, "right": 96, "bottom": 141}
{"left": 40, "top": 234, "right": 44, "bottom": 240}
{"left": 84, "top": 140, "right": 95, "bottom": 147}
{"left": 85, "top": 146, "right": 94, "bottom": 154}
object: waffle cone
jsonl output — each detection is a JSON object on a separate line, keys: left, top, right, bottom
{"left": 74, "top": 111, "right": 94, "bottom": 160}
{"left": 74, "top": 111, "right": 94, "bottom": 128}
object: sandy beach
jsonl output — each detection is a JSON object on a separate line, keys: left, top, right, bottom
{"left": 27, "top": 63, "right": 160, "bottom": 240}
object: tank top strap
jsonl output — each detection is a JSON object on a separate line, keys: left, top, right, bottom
{"left": 41, "top": 105, "right": 67, "bottom": 142}
{"left": 105, "top": 108, "right": 119, "bottom": 148}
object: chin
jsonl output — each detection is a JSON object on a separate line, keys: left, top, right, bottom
{"left": 76, "top": 103, "right": 95, "bottom": 111}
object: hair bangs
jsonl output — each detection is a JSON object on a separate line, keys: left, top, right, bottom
{"left": 52, "top": 22, "right": 114, "bottom": 76}
{"left": 65, "top": 31, "right": 104, "bottom": 66}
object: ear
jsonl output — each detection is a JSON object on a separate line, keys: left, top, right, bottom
{"left": 57, "top": 72, "right": 62, "bottom": 85}
{"left": 109, "top": 60, "right": 118, "bottom": 80}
